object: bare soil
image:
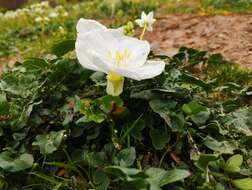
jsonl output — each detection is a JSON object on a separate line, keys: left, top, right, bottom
{"left": 144, "top": 14, "right": 252, "bottom": 68}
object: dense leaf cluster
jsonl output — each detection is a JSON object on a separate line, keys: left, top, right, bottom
{"left": 0, "top": 43, "right": 251, "bottom": 189}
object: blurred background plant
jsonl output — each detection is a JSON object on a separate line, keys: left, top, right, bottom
{"left": 0, "top": 0, "right": 157, "bottom": 68}
{"left": 161, "top": 0, "right": 252, "bottom": 14}
{"left": 1, "top": 0, "right": 252, "bottom": 70}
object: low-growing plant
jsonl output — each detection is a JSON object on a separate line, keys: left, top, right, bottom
{"left": 162, "top": 0, "right": 252, "bottom": 14}
{"left": 1, "top": 7, "right": 252, "bottom": 190}
{"left": 0, "top": 18, "right": 252, "bottom": 189}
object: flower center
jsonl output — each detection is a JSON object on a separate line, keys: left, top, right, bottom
{"left": 107, "top": 49, "right": 131, "bottom": 66}
{"left": 144, "top": 21, "right": 149, "bottom": 28}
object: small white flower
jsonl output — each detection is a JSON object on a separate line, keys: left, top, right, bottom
{"left": 4, "top": 11, "right": 17, "bottom": 19}
{"left": 55, "top": 5, "right": 63, "bottom": 11}
{"left": 135, "top": 11, "right": 156, "bottom": 31}
{"left": 63, "top": 12, "right": 69, "bottom": 17}
{"left": 34, "top": 7, "right": 43, "bottom": 14}
{"left": 35, "top": 17, "right": 43, "bottom": 23}
{"left": 44, "top": 17, "right": 50, "bottom": 22}
{"left": 49, "top": 12, "right": 58, "bottom": 18}
{"left": 75, "top": 19, "right": 165, "bottom": 96}
{"left": 58, "top": 26, "right": 66, "bottom": 34}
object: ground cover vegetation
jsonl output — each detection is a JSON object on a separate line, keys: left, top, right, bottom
{"left": 162, "top": 0, "right": 252, "bottom": 14}
{"left": 0, "top": 1, "right": 252, "bottom": 190}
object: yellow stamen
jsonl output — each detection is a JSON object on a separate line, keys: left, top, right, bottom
{"left": 115, "top": 49, "right": 130, "bottom": 65}
{"left": 107, "top": 49, "right": 131, "bottom": 66}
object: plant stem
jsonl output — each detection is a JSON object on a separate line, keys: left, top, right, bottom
{"left": 120, "top": 114, "right": 143, "bottom": 142}
{"left": 140, "top": 25, "right": 147, "bottom": 40}
{"left": 158, "top": 147, "right": 170, "bottom": 168}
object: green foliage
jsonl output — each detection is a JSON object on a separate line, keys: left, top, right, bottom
{"left": 224, "top": 154, "right": 243, "bottom": 173}
{"left": 0, "top": 0, "right": 157, "bottom": 66}
{"left": 0, "top": 152, "right": 34, "bottom": 172}
{"left": 232, "top": 178, "right": 252, "bottom": 190}
{"left": 0, "top": 41, "right": 252, "bottom": 189}
{"left": 32, "top": 130, "right": 66, "bottom": 155}
{"left": 162, "top": 0, "right": 252, "bottom": 14}
{"left": 104, "top": 166, "right": 190, "bottom": 189}
{"left": 51, "top": 40, "right": 75, "bottom": 57}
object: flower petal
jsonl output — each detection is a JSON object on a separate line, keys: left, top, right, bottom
{"left": 75, "top": 30, "right": 118, "bottom": 72}
{"left": 147, "top": 11, "right": 154, "bottom": 20}
{"left": 135, "top": 19, "right": 144, "bottom": 27}
{"left": 75, "top": 50, "right": 101, "bottom": 71}
{"left": 108, "top": 27, "right": 124, "bottom": 38}
{"left": 88, "top": 50, "right": 111, "bottom": 73}
{"left": 141, "top": 11, "right": 147, "bottom": 19}
{"left": 117, "top": 37, "right": 150, "bottom": 68}
{"left": 111, "top": 60, "right": 165, "bottom": 81}
{"left": 135, "top": 60, "right": 165, "bottom": 80}
{"left": 76, "top": 18, "right": 106, "bottom": 34}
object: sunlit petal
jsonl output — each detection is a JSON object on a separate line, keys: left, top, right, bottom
{"left": 76, "top": 18, "right": 106, "bottom": 34}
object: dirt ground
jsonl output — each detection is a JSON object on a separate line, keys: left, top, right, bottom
{"left": 145, "top": 14, "right": 252, "bottom": 68}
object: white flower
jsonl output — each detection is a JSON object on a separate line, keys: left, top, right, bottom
{"left": 35, "top": 17, "right": 43, "bottom": 23}
{"left": 63, "top": 12, "right": 69, "bottom": 17}
{"left": 49, "top": 12, "right": 58, "bottom": 18}
{"left": 44, "top": 17, "right": 50, "bottom": 22}
{"left": 34, "top": 7, "right": 43, "bottom": 14}
{"left": 135, "top": 11, "right": 156, "bottom": 32}
{"left": 75, "top": 19, "right": 165, "bottom": 96}
{"left": 4, "top": 11, "right": 17, "bottom": 19}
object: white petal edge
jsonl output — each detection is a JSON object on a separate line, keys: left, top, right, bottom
{"left": 75, "top": 30, "right": 119, "bottom": 72}
{"left": 147, "top": 12, "right": 154, "bottom": 20}
{"left": 117, "top": 37, "right": 150, "bottom": 68}
{"left": 76, "top": 18, "right": 107, "bottom": 34}
{"left": 111, "top": 60, "right": 166, "bottom": 81}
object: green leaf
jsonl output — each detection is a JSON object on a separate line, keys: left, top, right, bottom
{"left": 196, "top": 154, "right": 219, "bottom": 170}
{"left": 122, "top": 178, "right": 149, "bottom": 190}
{"left": 114, "top": 147, "right": 136, "bottom": 167}
{"left": 182, "top": 101, "right": 205, "bottom": 115}
{"left": 22, "top": 58, "right": 48, "bottom": 74}
{"left": 0, "top": 152, "right": 34, "bottom": 172}
{"left": 145, "top": 168, "right": 190, "bottom": 189}
{"left": 232, "top": 178, "right": 252, "bottom": 190}
{"left": 0, "top": 93, "right": 9, "bottom": 115}
{"left": 130, "top": 118, "right": 146, "bottom": 141}
{"left": 224, "top": 154, "right": 243, "bottom": 173}
{"left": 182, "top": 101, "right": 210, "bottom": 125}
{"left": 223, "top": 109, "right": 252, "bottom": 136}
{"left": 0, "top": 177, "right": 8, "bottom": 190}
{"left": 203, "top": 136, "right": 237, "bottom": 154}
{"left": 95, "top": 95, "right": 124, "bottom": 113}
{"left": 149, "top": 99, "right": 177, "bottom": 114}
{"left": 149, "top": 99, "right": 184, "bottom": 131}
{"left": 104, "top": 166, "right": 144, "bottom": 179}
{"left": 191, "top": 110, "right": 210, "bottom": 125}
{"left": 32, "top": 130, "right": 66, "bottom": 155}
{"left": 11, "top": 103, "right": 35, "bottom": 130}
{"left": 91, "top": 72, "right": 106, "bottom": 86}
{"left": 181, "top": 72, "right": 211, "bottom": 91}
{"left": 147, "top": 179, "right": 162, "bottom": 190}
{"left": 145, "top": 167, "right": 167, "bottom": 185}
{"left": 83, "top": 151, "right": 108, "bottom": 168}
{"left": 52, "top": 39, "right": 75, "bottom": 57}
{"left": 93, "top": 170, "right": 109, "bottom": 190}
{"left": 159, "top": 169, "right": 191, "bottom": 186}
{"left": 130, "top": 89, "right": 159, "bottom": 100}
{"left": 150, "top": 128, "right": 170, "bottom": 150}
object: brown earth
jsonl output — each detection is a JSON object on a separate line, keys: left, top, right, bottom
{"left": 144, "top": 14, "right": 252, "bottom": 68}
